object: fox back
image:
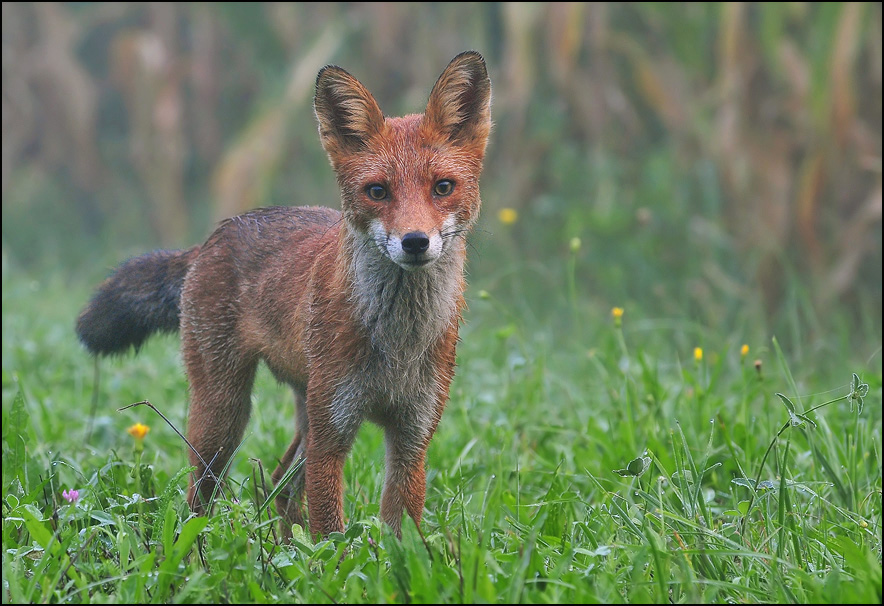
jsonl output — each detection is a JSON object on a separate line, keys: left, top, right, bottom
{"left": 77, "top": 51, "right": 491, "bottom": 540}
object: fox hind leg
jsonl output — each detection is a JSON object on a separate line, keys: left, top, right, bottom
{"left": 272, "top": 387, "right": 309, "bottom": 539}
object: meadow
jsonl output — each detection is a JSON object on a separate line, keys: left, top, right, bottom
{"left": 1, "top": 240, "right": 880, "bottom": 603}
{"left": 2, "top": 3, "right": 881, "bottom": 603}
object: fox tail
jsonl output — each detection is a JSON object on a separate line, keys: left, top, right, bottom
{"left": 76, "top": 246, "right": 200, "bottom": 356}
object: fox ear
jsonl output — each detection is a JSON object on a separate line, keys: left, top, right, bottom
{"left": 314, "top": 66, "right": 385, "bottom": 158}
{"left": 424, "top": 51, "right": 492, "bottom": 152}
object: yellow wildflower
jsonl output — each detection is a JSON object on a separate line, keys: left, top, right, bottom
{"left": 127, "top": 423, "right": 150, "bottom": 440}
{"left": 498, "top": 208, "right": 518, "bottom": 225}
{"left": 694, "top": 347, "right": 703, "bottom": 362}
{"left": 611, "top": 307, "right": 624, "bottom": 320}
{"left": 741, "top": 344, "right": 749, "bottom": 357}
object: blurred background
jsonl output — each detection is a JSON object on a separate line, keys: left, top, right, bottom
{"left": 2, "top": 2, "right": 881, "bottom": 357}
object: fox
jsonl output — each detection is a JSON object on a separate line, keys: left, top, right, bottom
{"left": 76, "top": 51, "right": 492, "bottom": 539}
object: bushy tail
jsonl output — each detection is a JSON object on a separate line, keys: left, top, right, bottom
{"left": 76, "top": 246, "right": 200, "bottom": 356}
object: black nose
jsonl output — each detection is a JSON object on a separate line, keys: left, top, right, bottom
{"left": 401, "top": 231, "right": 430, "bottom": 255}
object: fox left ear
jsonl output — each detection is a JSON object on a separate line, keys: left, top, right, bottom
{"left": 424, "top": 51, "right": 492, "bottom": 153}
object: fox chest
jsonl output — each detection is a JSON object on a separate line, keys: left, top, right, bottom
{"left": 326, "top": 348, "right": 442, "bottom": 439}
{"left": 312, "top": 248, "right": 462, "bottom": 439}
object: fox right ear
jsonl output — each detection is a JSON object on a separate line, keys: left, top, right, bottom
{"left": 314, "top": 66, "right": 385, "bottom": 159}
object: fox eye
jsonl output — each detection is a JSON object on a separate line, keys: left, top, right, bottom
{"left": 366, "top": 184, "right": 387, "bottom": 200}
{"left": 434, "top": 180, "right": 454, "bottom": 196}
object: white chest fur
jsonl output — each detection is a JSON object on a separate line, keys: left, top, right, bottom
{"left": 326, "top": 232, "right": 463, "bottom": 440}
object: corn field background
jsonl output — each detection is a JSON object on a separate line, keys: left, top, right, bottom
{"left": 2, "top": 2, "right": 881, "bottom": 343}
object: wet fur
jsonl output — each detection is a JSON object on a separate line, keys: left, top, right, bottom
{"left": 76, "top": 52, "right": 491, "bottom": 539}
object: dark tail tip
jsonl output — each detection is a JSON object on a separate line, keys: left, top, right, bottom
{"left": 76, "top": 295, "right": 162, "bottom": 356}
{"left": 77, "top": 248, "right": 197, "bottom": 356}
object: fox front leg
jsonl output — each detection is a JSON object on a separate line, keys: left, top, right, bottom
{"left": 302, "top": 380, "right": 361, "bottom": 539}
{"left": 379, "top": 432, "right": 430, "bottom": 539}
{"left": 378, "top": 391, "right": 446, "bottom": 538}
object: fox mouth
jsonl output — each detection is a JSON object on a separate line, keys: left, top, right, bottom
{"left": 398, "top": 256, "right": 434, "bottom": 270}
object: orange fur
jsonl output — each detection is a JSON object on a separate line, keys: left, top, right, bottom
{"left": 77, "top": 51, "right": 492, "bottom": 539}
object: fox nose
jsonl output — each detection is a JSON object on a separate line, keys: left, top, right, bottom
{"left": 401, "top": 231, "right": 430, "bottom": 255}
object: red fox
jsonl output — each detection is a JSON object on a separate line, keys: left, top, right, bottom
{"left": 76, "top": 51, "right": 492, "bottom": 539}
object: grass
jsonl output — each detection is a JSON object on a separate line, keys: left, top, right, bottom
{"left": 1, "top": 248, "right": 881, "bottom": 604}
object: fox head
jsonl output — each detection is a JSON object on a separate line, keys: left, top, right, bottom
{"left": 314, "top": 51, "right": 491, "bottom": 271}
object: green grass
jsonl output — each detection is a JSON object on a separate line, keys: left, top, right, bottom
{"left": 2, "top": 252, "right": 881, "bottom": 604}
